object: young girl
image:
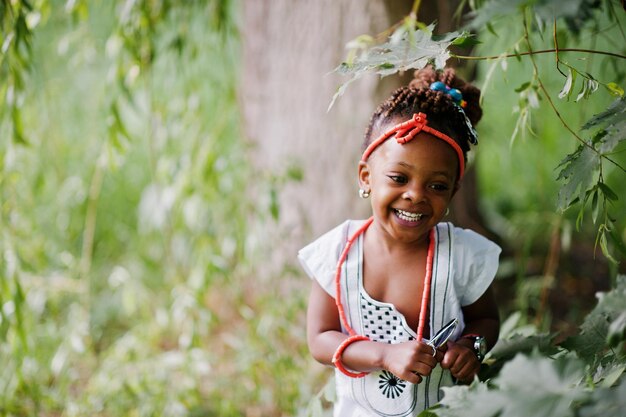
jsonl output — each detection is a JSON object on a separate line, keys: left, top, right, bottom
{"left": 298, "top": 66, "right": 501, "bottom": 416}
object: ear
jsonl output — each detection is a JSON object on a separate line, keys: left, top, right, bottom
{"left": 358, "top": 161, "right": 371, "bottom": 191}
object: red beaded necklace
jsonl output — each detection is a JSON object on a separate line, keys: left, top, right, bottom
{"left": 331, "top": 112, "right": 454, "bottom": 378}
{"left": 332, "top": 216, "right": 436, "bottom": 377}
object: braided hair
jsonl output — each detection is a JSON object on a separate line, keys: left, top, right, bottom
{"left": 363, "top": 66, "right": 482, "bottom": 162}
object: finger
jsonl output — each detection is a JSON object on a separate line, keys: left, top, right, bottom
{"left": 413, "top": 362, "right": 435, "bottom": 377}
{"left": 401, "top": 371, "right": 421, "bottom": 385}
{"left": 417, "top": 343, "right": 439, "bottom": 367}
{"left": 419, "top": 342, "right": 437, "bottom": 356}
{"left": 450, "top": 359, "right": 471, "bottom": 376}
{"left": 419, "top": 355, "right": 438, "bottom": 369}
{"left": 454, "top": 361, "right": 479, "bottom": 382}
{"left": 440, "top": 350, "right": 458, "bottom": 369}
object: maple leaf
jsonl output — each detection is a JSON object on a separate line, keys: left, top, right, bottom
{"left": 435, "top": 353, "right": 588, "bottom": 417}
{"left": 561, "top": 276, "right": 626, "bottom": 363}
{"left": 329, "top": 24, "right": 463, "bottom": 110}
{"left": 577, "top": 378, "right": 626, "bottom": 417}
{"left": 556, "top": 97, "right": 625, "bottom": 211}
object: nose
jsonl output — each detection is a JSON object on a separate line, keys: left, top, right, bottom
{"left": 402, "top": 185, "right": 426, "bottom": 203}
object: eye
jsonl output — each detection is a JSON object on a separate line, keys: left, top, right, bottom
{"left": 388, "top": 175, "right": 407, "bottom": 184}
{"left": 429, "top": 183, "right": 450, "bottom": 192}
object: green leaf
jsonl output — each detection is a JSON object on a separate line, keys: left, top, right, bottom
{"left": 495, "top": 352, "right": 586, "bottom": 396}
{"left": 581, "top": 97, "right": 626, "bottom": 155}
{"left": 437, "top": 354, "right": 588, "bottom": 417}
{"left": 591, "top": 189, "right": 599, "bottom": 224}
{"left": 489, "top": 333, "right": 558, "bottom": 361}
{"left": 562, "top": 276, "right": 626, "bottom": 361}
{"left": 436, "top": 383, "right": 500, "bottom": 417}
{"left": 377, "top": 62, "right": 395, "bottom": 70}
{"left": 607, "top": 311, "right": 626, "bottom": 347}
{"left": 558, "top": 68, "right": 575, "bottom": 100}
{"left": 417, "top": 408, "right": 440, "bottom": 417}
{"left": 486, "top": 22, "right": 497, "bottom": 36}
{"left": 605, "top": 82, "right": 624, "bottom": 97}
{"left": 607, "top": 227, "right": 626, "bottom": 258}
{"left": 578, "top": 378, "right": 626, "bottom": 417}
{"left": 514, "top": 81, "right": 531, "bottom": 93}
{"left": 598, "top": 182, "right": 618, "bottom": 202}
{"left": 593, "top": 362, "right": 626, "bottom": 387}
{"left": 575, "top": 202, "right": 585, "bottom": 230}
{"left": 329, "top": 24, "right": 461, "bottom": 110}
{"left": 450, "top": 31, "right": 481, "bottom": 47}
{"left": 561, "top": 311, "right": 609, "bottom": 363}
{"left": 513, "top": 44, "right": 522, "bottom": 62}
{"left": 556, "top": 145, "right": 601, "bottom": 211}
{"left": 594, "top": 275, "right": 626, "bottom": 318}
{"left": 581, "top": 97, "right": 626, "bottom": 131}
{"left": 598, "top": 226, "right": 619, "bottom": 264}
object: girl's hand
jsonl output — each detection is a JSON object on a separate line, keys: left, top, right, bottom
{"left": 381, "top": 341, "right": 443, "bottom": 384}
{"left": 439, "top": 340, "right": 480, "bottom": 382}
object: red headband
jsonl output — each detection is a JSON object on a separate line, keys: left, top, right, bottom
{"left": 361, "top": 112, "right": 465, "bottom": 179}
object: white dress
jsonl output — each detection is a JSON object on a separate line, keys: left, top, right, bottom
{"left": 298, "top": 220, "right": 501, "bottom": 417}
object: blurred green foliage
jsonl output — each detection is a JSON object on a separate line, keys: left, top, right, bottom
{"left": 472, "top": 1, "right": 626, "bottom": 330}
{"left": 1, "top": 0, "right": 625, "bottom": 416}
{"left": 1, "top": 0, "right": 320, "bottom": 415}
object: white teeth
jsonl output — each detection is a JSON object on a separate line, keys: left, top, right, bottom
{"left": 395, "top": 209, "right": 424, "bottom": 221}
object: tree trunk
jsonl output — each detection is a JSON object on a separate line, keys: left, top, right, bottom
{"left": 241, "top": 1, "right": 410, "bottom": 264}
{"left": 241, "top": 1, "right": 499, "bottom": 271}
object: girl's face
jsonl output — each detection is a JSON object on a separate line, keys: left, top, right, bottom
{"left": 358, "top": 129, "right": 460, "bottom": 247}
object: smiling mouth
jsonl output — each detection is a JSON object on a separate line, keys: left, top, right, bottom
{"left": 393, "top": 209, "right": 425, "bottom": 222}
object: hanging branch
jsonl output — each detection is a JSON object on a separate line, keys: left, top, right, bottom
{"left": 452, "top": 48, "right": 626, "bottom": 61}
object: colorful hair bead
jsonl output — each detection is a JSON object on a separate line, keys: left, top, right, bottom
{"left": 430, "top": 81, "right": 478, "bottom": 145}
{"left": 430, "top": 81, "right": 465, "bottom": 107}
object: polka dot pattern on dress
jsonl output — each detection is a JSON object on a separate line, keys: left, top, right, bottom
{"left": 360, "top": 293, "right": 416, "bottom": 344}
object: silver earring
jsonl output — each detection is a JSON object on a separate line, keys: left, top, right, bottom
{"left": 359, "top": 189, "right": 370, "bottom": 199}
{"left": 445, "top": 208, "right": 450, "bottom": 216}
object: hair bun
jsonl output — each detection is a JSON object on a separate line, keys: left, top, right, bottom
{"left": 409, "top": 66, "right": 482, "bottom": 126}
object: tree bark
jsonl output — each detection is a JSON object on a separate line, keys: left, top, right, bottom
{"left": 241, "top": 1, "right": 499, "bottom": 271}
{"left": 241, "top": 1, "right": 411, "bottom": 262}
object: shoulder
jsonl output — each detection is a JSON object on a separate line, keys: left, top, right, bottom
{"left": 297, "top": 219, "right": 368, "bottom": 296}
{"left": 299, "top": 219, "right": 358, "bottom": 258}
{"left": 449, "top": 224, "right": 501, "bottom": 256}
{"left": 438, "top": 222, "right": 501, "bottom": 306}
{"left": 433, "top": 222, "right": 499, "bottom": 254}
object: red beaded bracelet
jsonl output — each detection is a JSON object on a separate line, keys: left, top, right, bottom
{"left": 332, "top": 335, "right": 370, "bottom": 378}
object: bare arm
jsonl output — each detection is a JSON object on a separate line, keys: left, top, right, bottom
{"left": 440, "top": 285, "right": 500, "bottom": 381}
{"left": 306, "top": 280, "right": 440, "bottom": 384}
{"left": 458, "top": 284, "right": 500, "bottom": 349}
